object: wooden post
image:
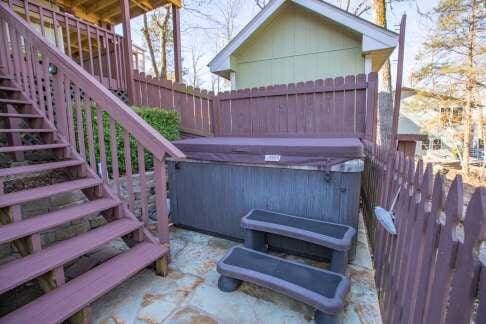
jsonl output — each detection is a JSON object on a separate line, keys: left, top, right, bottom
{"left": 120, "top": 0, "right": 135, "bottom": 105}
{"left": 390, "top": 14, "right": 406, "bottom": 149}
{"left": 172, "top": 4, "right": 182, "bottom": 83}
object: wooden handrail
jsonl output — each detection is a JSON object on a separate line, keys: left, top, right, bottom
{"left": 0, "top": 2, "right": 184, "bottom": 160}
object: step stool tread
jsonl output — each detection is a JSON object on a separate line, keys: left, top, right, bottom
{"left": 241, "top": 209, "right": 356, "bottom": 251}
{"left": 217, "top": 246, "right": 349, "bottom": 314}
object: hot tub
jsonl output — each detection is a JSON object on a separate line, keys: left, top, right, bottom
{"left": 168, "top": 137, "right": 364, "bottom": 259}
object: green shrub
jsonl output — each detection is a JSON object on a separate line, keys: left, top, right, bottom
{"left": 75, "top": 106, "right": 180, "bottom": 175}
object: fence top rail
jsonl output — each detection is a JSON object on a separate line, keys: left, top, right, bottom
{"left": 0, "top": 2, "right": 184, "bottom": 160}
{"left": 133, "top": 71, "right": 215, "bottom": 99}
{"left": 218, "top": 73, "right": 373, "bottom": 100}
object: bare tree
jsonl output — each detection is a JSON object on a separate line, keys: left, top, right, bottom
{"left": 140, "top": 6, "right": 173, "bottom": 79}
{"left": 254, "top": 0, "right": 270, "bottom": 10}
{"left": 189, "top": 45, "right": 205, "bottom": 87}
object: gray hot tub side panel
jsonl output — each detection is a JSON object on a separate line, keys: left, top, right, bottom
{"left": 168, "top": 161, "right": 361, "bottom": 258}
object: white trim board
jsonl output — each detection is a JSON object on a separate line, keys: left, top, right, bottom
{"left": 208, "top": 0, "right": 399, "bottom": 78}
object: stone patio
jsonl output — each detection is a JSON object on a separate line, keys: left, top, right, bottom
{"left": 92, "top": 214, "right": 381, "bottom": 324}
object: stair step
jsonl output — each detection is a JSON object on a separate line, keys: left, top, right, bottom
{"left": 0, "top": 113, "right": 40, "bottom": 118}
{"left": 0, "top": 242, "right": 166, "bottom": 324}
{"left": 0, "top": 177, "right": 102, "bottom": 208}
{"left": 0, "top": 160, "right": 84, "bottom": 178}
{"left": 0, "top": 75, "right": 12, "bottom": 80}
{"left": 0, "top": 198, "right": 121, "bottom": 245}
{"left": 0, "top": 86, "right": 19, "bottom": 92}
{"left": 0, "top": 99, "right": 31, "bottom": 105}
{"left": 0, "top": 218, "right": 142, "bottom": 294}
{"left": 0, "top": 128, "right": 55, "bottom": 133}
{"left": 0, "top": 143, "right": 69, "bottom": 153}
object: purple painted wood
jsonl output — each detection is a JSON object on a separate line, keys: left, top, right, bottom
{"left": 137, "top": 143, "right": 148, "bottom": 226}
{"left": 444, "top": 187, "right": 485, "bottom": 324}
{"left": 0, "top": 242, "right": 166, "bottom": 324}
{"left": 0, "top": 177, "right": 102, "bottom": 208}
{"left": 476, "top": 261, "right": 486, "bottom": 324}
{"left": 0, "top": 198, "right": 120, "bottom": 245}
{"left": 424, "top": 176, "right": 464, "bottom": 324}
{"left": 123, "top": 130, "right": 135, "bottom": 211}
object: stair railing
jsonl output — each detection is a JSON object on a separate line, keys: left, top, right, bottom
{"left": 4, "top": 0, "right": 129, "bottom": 92}
{"left": 0, "top": 2, "right": 185, "bottom": 247}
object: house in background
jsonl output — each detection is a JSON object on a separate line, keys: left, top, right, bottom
{"left": 209, "top": 0, "right": 399, "bottom": 90}
{"left": 399, "top": 87, "right": 485, "bottom": 163}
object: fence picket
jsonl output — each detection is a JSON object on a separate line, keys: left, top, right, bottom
{"left": 444, "top": 187, "right": 485, "bottom": 324}
{"left": 424, "top": 176, "right": 464, "bottom": 324}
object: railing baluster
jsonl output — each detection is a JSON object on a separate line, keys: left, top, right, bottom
{"left": 109, "top": 117, "right": 120, "bottom": 196}
{"left": 154, "top": 157, "right": 169, "bottom": 245}
{"left": 123, "top": 130, "right": 135, "bottom": 211}
{"left": 8, "top": 25, "right": 22, "bottom": 85}
{"left": 96, "top": 29, "right": 103, "bottom": 84}
{"left": 64, "top": 16, "right": 72, "bottom": 58}
{"left": 96, "top": 107, "right": 108, "bottom": 182}
{"left": 137, "top": 143, "right": 148, "bottom": 226}
{"left": 51, "top": 11, "right": 59, "bottom": 48}
{"left": 86, "top": 24, "right": 94, "bottom": 76}
{"left": 75, "top": 20, "right": 84, "bottom": 69}
{"left": 22, "top": 0, "right": 29, "bottom": 23}
{"left": 38, "top": 6, "right": 45, "bottom": 36}
{"left": 104, "top": 30, "right": 112, "bottom": 89}
{"left": 42, "top": 55, "right": 54, "bottom": 123}
{"left": 73, "top": 84, "right": 86, "bottom": 158}
{"left": 24, "top": 35, "right": 36, "bottom": 101}
{"left": 64, "top": 77, "right": 76, "bottom": 145}
{"left": 83, "top": 99, "right": 96, "bottom": 169}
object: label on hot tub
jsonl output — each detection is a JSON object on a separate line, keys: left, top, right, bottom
{"left": 264, "top": 154, "right": 281, "bottom": 162}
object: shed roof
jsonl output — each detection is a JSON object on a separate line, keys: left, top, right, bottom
{"left": 209, "top": 0, "right": 399, "bottom": 78}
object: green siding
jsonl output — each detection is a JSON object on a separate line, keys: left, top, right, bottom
{"left": 231, "top": 2, "right": 364, "bottom": 89}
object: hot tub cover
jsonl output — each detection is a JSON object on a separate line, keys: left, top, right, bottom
{"left": 172, "top": 137, "right": 364, "bottom": 167}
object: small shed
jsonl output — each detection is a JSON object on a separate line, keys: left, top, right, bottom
{"left": 209, "top": 0, "right": 399, "bottom": 90}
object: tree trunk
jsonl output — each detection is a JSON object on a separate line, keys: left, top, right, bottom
{"left": 142, "top": 13, "right": 159, "bottom": 78}
{"left": 462, "top": 0, "right": 478, "bottom": 176}
{"left": 158, "top": 9, "right": 171, "bottom": 79}
{"left": 372, "top": 0, "right": 393, "bottom": 146}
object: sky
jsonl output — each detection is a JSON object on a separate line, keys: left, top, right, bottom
{"left": 117, "top": 0, "right": 440, "bottom": 91}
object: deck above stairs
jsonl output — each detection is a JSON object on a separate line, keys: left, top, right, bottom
{"left": 0, "top": 74, "right": 169, "bottom": 323}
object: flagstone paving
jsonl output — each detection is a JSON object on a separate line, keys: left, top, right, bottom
{"left": 92, "top": 214, "right": 381, "bottom": 324}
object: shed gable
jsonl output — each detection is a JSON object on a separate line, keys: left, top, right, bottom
{"left": 231, "top": 2, "right": 364, "bottom": 89}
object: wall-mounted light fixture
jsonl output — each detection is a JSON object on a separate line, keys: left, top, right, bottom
{"left": 373, "top": 186, "right": 401, "bottom": 235}
{"left": 48, "top": 63, "right": 57, "bottom": 75}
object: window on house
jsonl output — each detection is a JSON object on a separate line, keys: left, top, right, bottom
{"left": 440, "top": 107, "right": 463, "bottom": 126}
{"left": 432, "top": 138, "right": 442, "bottom": 150}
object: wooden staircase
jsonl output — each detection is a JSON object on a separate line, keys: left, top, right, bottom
{"left": 0, "top": 73, "right": 168, "bottom": 322}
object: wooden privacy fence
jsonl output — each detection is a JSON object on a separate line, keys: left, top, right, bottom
{"left": 133, "top": 72, "right": 214, "bottom": 137}
{"left": 133, "top": 72, "right": 379, "bottom": 140}
{"left": 362, "top": 141, "right": 486, "bottom": 324}
{"left": 215, "top": 73, "right": 378, "bottom": 139}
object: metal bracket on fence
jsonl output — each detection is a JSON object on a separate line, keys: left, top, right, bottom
{"left": 373, "top": 186, "right": 401, "bottom": 235}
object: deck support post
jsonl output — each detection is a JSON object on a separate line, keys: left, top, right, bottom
{"left": 172, "top": 4, "right": 182, "bottom": 83}
{"left": 155, "top": 255, "right": 169, "bottom": 277}
{"left": 120, "top": 0, "right": 135, "bottom": 105}
{"left": 69, "top": 307, "right": 92, "bottom": 324}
